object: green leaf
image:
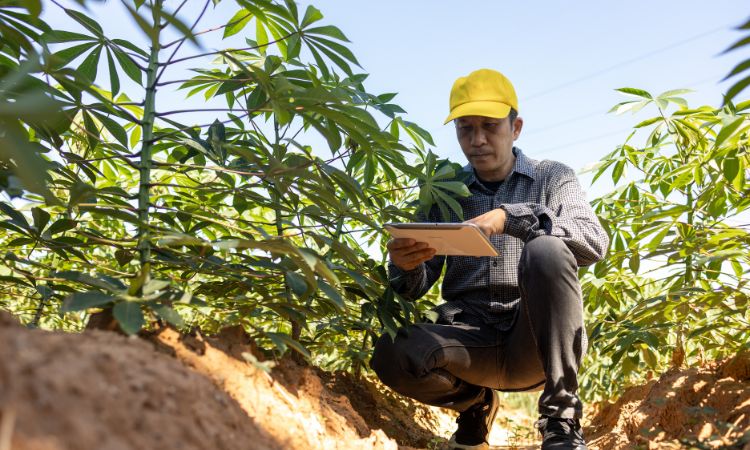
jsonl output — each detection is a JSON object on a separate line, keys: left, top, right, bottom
{"left": 723, "top": 156, "right": 740, "bottom": 183}
{"left": 300, "top": 5, "right": 323, "bottom": 28}
{"left": 112, "top": 47, "right": 142, "bottom": 85}
{"left": 42, "top": 30, "right": 95, "bottom": 43}
{"left": 142, "top": 279, "right": 170, "bottom": 295}
{"left": 628, "top": 252, "right": 640, "bottom": 274}
{"left": 31, "top": 207, "right": 50, "bottom": 233}
{"left": 304, "top": 25, "right": 349, "bottom": 42}
{"left": 723, "top": 59, "right": 750, "bottom": 81}
{"left": 612, "top": 159, "right": 625, "bottom": 184}
{"left": 64, "top": 8, "right": 103, "bottom": 36}
{"left": 224, "top": 9, "right": 252, "bottom": 38}
{"left": 0, "top": 202, "right": 30, "bottom": 230}
{"left": 61, "top": 291, "right": 116, "bottom": 312}
{"left": 724, "top": 35, "right": 750, "bottom": 53}
{"left": 266, "top": 332, "right": 310, "bottom": 359}
{"left": 111, "top": 38, "right": 149, "bottom": 58}
{"left": 153, "top": 304, "right": 184, "bottom": 327}
{"left": 307, "top": 36, "right": 359, "bottom": 65}
{"left": 309, "top": 41, "right": 351, "bottom": 75}
{"left": 47, "top": 218, "right": 77, "bottom": 235}
{"left": 634, "top": 116, "right": 662, "bottom": 128}
{"left": 113, "top": 301, "right": 145, "bottom": 335}
{"left": 616, "top": 87, "right": 652, "bottom": 99}
{"left": 106, "top": 48, "right": 120, "bottom": 96}
{"left": 658, "top": 89, "right": 692, "bottom": 98}
{"left": 93, "top": 112, "right": 128, "bottom": 147}
{"left": 286, "top": 270, "right": 308, "bottom": 296}
{"left": 120, "top": 1, "right": 157, "bottom": 42}
{"left": 724, "top": 74, "right": 750, "bottom": 105}
{"left": 318, "top": 280, "right": 344, "bottom": 310}
{"left": 77, "top": 45, "right": 102, "bottom": 84}
{"left": 50, "top": 41, "right": 97, "bottom": 67}
{"left": 81, "top": 110, "right": 100, "bottom": 151}
{"left": 54, "top": 270, "right": 125, "bottom": 292}
{"left": 714, "top": 117, "right": 745, "bottom": 149}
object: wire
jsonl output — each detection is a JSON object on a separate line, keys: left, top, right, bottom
{"left": 524, "top": 110, "right": 607, "bottom": 136}
{"left": 521, "top": 24, "right": 733, "bottom": 102}
{"left": 530, "top": 127, "right": 634, "bottom": 156}
{"left": 524, "top": 72, "right": 730, "bottom": 140}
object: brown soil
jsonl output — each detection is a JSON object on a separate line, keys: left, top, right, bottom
{"left": 14, "top": 307, "right": 748, "bottom": 450}
{"left": 585, "top": 353, "right": 750, "bottom": 449}
{"left": 0, "top": 311, "right": 458, "bottom": 450}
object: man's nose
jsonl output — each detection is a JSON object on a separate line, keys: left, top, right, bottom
{"left": 471, "top": 128, "right": 488, "bottom": 147}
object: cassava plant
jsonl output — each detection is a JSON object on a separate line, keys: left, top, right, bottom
{"left": 579, "top": 88, "right": 750, "bottom": 402}
{"left": 0, "top": 0, "right": 469, "bottom": 370}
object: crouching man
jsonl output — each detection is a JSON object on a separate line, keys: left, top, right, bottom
{"left": 370, "top": 69, "right": 609, "bottom": 450}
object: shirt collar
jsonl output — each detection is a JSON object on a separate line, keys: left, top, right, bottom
{"left": 462, "top": 147, "right": 536, "bottom": 187}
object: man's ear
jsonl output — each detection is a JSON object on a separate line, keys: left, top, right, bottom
{"left": 512, "top": 117, "right": 524, "bottom": 140}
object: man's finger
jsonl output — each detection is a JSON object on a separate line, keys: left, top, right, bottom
{"left": 397, "top": 248, "right": 436, "bottom": 265}
{"left": 392, "top": 242, "right": 433, "bottom": 257}
{"left": 387, "top": 238, "right": 416, "bottom": 250}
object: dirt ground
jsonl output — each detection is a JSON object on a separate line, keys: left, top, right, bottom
{"left": 585, "top": 352, "right": 750, "bottom": 449}
{"left": 2, "top": 309, "right": 748, "bottom": 449}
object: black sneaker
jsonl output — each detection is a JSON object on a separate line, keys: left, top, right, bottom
{"left": 447, "top": 389, "right": 500, "bottom": 450}
{"left": 535, "top": 415, "right": 588, "bottom": 450}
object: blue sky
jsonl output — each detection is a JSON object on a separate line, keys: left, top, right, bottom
{"left": 299, "top": 1, "right": 748, "bottom": 195}
{"left": 44, "top": 0, "right": 750, "bottom": 198}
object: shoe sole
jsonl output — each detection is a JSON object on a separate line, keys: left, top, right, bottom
{"left": 446, "top": 440, "right": 489, "bottom": 450}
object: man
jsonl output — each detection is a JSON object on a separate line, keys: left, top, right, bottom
{"left": 370, "top": 69, "right": 609, "bottom": 450}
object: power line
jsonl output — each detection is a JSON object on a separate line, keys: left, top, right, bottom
{"left": 530, "top": 127, "right": 634, "bottom": 156}
{"left": 524, "top": 72, "right": 729, "bottom": 138}
{"left": 521, "top": 24, "right": 732, "bottom": 103}
{"left": 524, "top": 110, "right": 606, "bottom": 136}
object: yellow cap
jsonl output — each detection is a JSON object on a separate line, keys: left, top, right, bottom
{"left": 444, "top": 69, "right": 519, "bottom": 124}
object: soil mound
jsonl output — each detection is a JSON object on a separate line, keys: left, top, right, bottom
{"left": 586, "top": 354, "right": 750, "bottom": 449}
{"left": 0, "top": 311, "right": 451, "bottom": 449}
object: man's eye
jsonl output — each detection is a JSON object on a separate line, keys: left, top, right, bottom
{"left": 484, "top": 123, "right": 497, "bottom": 128}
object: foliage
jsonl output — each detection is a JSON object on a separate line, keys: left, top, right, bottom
{"left": 580, "top": 87, "right": 750, "bottom": 402}
{"left": 723, "top": 16, "right": 750, "bottom": 104}
{"left": 0, "top": 0, "right": 465, "bottom": 370}
{"left": 2, "top": 0, "right": 747, "bottom": 406}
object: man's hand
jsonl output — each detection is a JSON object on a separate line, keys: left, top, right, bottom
{"left": 465, "top": 208, "right": 507, "bottom": 236}
{"left": 387, "top": 238, "right": 436, "bottom": 271}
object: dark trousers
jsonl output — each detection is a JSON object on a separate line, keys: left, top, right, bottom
{"left": 370, "top": 236, "right": 587, "bottom": 419}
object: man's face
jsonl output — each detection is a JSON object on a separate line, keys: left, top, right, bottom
{"left": 455, "top": 115, "right": 523, "bottom": 181}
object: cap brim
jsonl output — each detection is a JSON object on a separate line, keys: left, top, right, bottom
{"left": 443, "top": 101, "right": 512, "bottom": 124}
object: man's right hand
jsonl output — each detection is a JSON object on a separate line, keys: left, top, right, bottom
{"left": 387, "top": 238, "right": 437, "bottom": 271}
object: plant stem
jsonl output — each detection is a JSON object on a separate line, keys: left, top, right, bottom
{"left": 271, "top": 119, "right": 303, "bottom": 353}
{"left": 137, "top": 0, "right": 162, "bottom": 285}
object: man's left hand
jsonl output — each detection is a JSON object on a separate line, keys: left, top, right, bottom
{"left": 465, "top": 208, "right": 507, "bottom": 236}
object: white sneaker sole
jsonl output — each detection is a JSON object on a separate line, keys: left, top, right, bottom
{"left": 446, "top": 435, "right": 489, "bottom": 450}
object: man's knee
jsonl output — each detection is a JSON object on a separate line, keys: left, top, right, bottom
{"left": 519, "top": 235, "right": 576, "bottom": 282}
{"left": 370, "top": 332, "right": 402, "bottom": 388}
{"left": 370, "top": 326, "right": 436, "bottom": 391}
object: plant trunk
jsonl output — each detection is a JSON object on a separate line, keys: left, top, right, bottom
{"left": 271, "top": 121, "right": 304, "bottom": 364}
{"left": 136, "top": 1, "right": 162, "bottom": 288}
{"left": 87, "top": 1, "right": 161, "bottom": 331}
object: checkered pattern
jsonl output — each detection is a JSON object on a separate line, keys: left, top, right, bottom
{"left": 389, "top": 147, "right": 609, "bottom": 329}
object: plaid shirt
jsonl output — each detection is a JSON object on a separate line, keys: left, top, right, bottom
{"left": 388, "top": 147, "right": 609, "bottom": 330}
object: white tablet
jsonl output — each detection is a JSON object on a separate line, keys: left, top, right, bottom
{"left": 384, "top": 223, "right": 499, "bottom": 257}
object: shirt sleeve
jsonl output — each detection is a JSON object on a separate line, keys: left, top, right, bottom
{"left": 386, "top": 207, "right": 446, "bottom": 300}
{"left": 499, "top": 164, "right": 609, "bottom": 266}
{"left": 388, "top": 254, "right": 445, "bottom": 301}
